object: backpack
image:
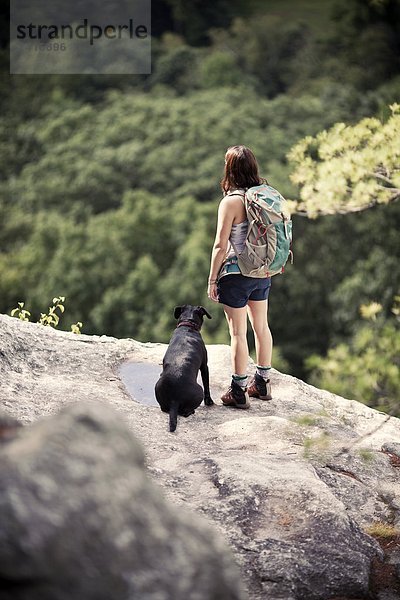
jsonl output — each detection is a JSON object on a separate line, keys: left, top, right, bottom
{"left": 229, "top": 184, "right": 293, "bottom": 278}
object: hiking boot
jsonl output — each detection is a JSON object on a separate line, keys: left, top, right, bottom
{"left": 248, "top": 373, "right": 272, "bottom": 401}
{"left": 221, "top": 381, "right": 250, "bottom": 409}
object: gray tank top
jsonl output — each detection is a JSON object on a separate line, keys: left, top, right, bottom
{"left": 227, "top": 189, "right": 248, "bottom": 257}
{"left": 228, "top": 221, "right": 248, "bottom": 256}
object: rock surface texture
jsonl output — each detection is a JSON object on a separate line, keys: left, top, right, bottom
{"left": 0, "top": 402, "right": 245, "bottom": 600}
{"left": 1, "top": 314, "right": 400, "bottom": 600}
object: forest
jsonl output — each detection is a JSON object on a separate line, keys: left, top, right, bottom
{"left": 1, "top": 0, "right": 399, "bottom": 415}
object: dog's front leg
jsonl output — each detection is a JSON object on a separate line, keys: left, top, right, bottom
{"left": 200, "top": 363, "right": 214, "bottom": 406}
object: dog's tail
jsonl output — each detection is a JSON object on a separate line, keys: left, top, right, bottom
{"left": 169, "top": 403, "right": 178, "bottom": 432}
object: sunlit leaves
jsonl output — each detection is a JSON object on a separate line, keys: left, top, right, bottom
{"left": 289, "top": 104, "right": 400, "bottom": 217}
{"left": 359, "top": 302, "right": 382, "bottom": 321}
{"left": 10, "top": 302, "right": 31, "bottom": 321}
{"left": 10, "top": 296, "right": 82, "bottom": 333}
{"left": 308, "top": 298, "right": 400, "bottom": 415}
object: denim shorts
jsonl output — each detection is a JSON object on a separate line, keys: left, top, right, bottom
{"left": 217, "top": 274, "right": 271, "bottom": 308}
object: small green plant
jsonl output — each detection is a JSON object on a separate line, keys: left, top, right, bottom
{"left": 10, "top": 297, "right": 83, "bottom": 334}
{"left": 70, "top": 321, "right": 83, "bottom": 335}
{"left": 364, "top": 522, "right": 400, "bottom": 539}
{"left": 292, "top": 414, "right": 318, "bottom": 426}
{"left": 358, "top": 448, "right": 375, "bottom": 463}
{"left": 39, "top": 296, "right": 65, "bottom": 328}
{"left": 10, "top": 302, "right": 31, "bottom": 321}
{"left": 317, "top": 408, "right": 330, "bottom": 418}
{"left": 303, "top": 432, "right": 331, "bottom": 459}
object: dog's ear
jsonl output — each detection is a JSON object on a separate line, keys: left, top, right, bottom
{"left": 174, "top": 306, "right": 183, "bottom": 319}
{"left": 199, "top": 306, "right": 212, "bottom": 319}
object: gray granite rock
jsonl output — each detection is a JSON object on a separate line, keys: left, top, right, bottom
{"left": 1, "top": 313, "right": 400, "bottom": 599}
{"left": 0, "top": 402, "right": 245, "bottom": 600}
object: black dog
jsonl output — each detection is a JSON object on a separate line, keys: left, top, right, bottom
{"left": 155, "top": 305, "right": 214, "bottom": 432}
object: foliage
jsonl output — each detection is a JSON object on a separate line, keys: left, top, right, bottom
{"left": 357, "top": 448, "right": 375, "bottom": 463}
{"left": 303, "top": 432, "right": 332, "bottom": 461}
{"left": 154, "top": 0, "right": 250, "bottom": 45}
{"left": 10, "top": 296, "right": 83, "bottom": 333}
{"left": 208, "top": 15, "right": 310, "bottom": 97}
{"left": 151, "top": 45, "right": 201, "bottom": 93}
{"left": 307, "top": 299, "right": 400, "bottom": 416}
{"left": 1, "top": 84, "right": 376, "bottom": 233}
{"left": 1, "top": 88, "right": 399, "bottom": 386}
{"left": 328, "top": 0, "right": 400, "bottom": 88}
{"left": 39, "top": 296, "right": 66, "bottom": 328}
{"left": 288, "top": 104, "right": 400, "bottom": 217}
{"left": 270, "top": 195, "right": 400, "bottom": 382}
{"left": 10, "top": 302, "right": 31, "bottom": 322}
{"left": 1, "top": 0, "right": 400, "bottom": 416}
{"left": 364, "top": 522, "right": 400, "bottom": 539}
{"left": 198, "top": 51, "right": 246, "bottom": 89}
{"left": 292, "top": 414, "right": 318, "bottom": 427}
{"left": 70, "top": 322, "right": 83, "bottom": 335}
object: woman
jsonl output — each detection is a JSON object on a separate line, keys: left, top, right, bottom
{"left": 208, "top": 145, "right": 273, "bottom": 409}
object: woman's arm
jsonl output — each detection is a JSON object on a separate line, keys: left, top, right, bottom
{"left": 207, "top": 198, "right": 236, "bottom": 302}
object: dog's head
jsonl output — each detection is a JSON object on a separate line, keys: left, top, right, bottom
{"left": 174, "top": 305, "right": 212, "bottom": 330}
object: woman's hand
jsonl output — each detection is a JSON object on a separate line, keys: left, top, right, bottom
{"left": 207, "top": 281, "right": 219, "bottom": 302}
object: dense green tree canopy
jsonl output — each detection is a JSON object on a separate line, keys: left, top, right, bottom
{"left": 1, "top": 0, "right": 399, "bottom": 415}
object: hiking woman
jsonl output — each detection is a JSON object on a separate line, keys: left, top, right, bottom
{"left": 207, "top": 145, "right": 273, "bottom": 408}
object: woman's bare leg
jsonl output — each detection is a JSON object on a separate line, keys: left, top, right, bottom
{"left": 247, "top": 299, "right": 272, "bottom": 367}
{"left": 223, "top": 304, "right": 249, "bottom": 375}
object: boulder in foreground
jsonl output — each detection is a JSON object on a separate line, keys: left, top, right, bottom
{"left": 0, "top": 402, "right": 246, "bottom": 600}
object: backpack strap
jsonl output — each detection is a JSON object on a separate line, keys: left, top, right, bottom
{"left": 226, "top": 189, "right": 246, "bottom": 207}
{"left": 226, "top": 190, "right": 245, "bottom": 197}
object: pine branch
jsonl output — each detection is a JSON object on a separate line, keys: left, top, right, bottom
{"left": 293, "top": 192, "right": 399, "bottom": 218}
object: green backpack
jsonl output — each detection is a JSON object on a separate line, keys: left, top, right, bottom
{"left": 230, "top": 184, "right": 293, "bottom": 278}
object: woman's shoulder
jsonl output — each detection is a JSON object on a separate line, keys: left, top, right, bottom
{"left": 219, "top": 191, "right": 247, "bottom": 223}
{"left": 221, "top": 189, "right": 245, "bottom": 205}
{"left": 220, "top": 192, "right": 244, "bottom": 209}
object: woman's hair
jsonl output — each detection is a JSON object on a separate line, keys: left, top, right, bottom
{"left": 220, "top": 145, "right": 266, "bottom": 194}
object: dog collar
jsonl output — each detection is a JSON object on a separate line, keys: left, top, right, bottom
{"left": 176, "top": 320, "right": 201, "bottom": 332}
